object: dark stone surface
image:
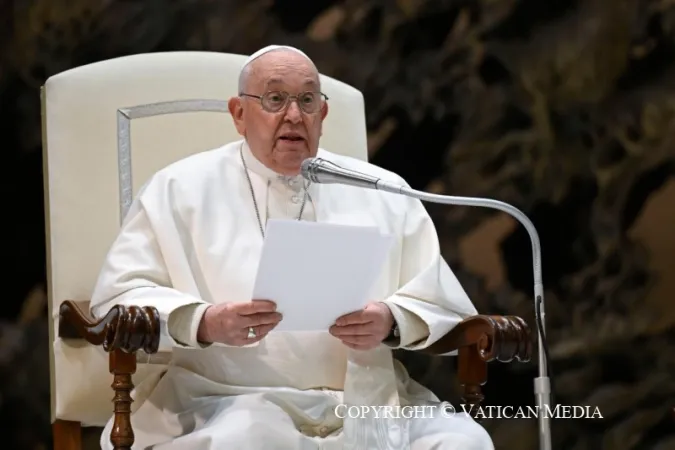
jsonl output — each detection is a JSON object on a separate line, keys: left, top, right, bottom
{"left": 1, "top": 0, "right": 674, "bottom": 448}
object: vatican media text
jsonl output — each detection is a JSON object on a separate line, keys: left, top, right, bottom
{"left": 334, "top": 403, "right": 603, "bottom": 420}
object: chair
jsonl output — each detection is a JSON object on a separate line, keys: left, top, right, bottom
{"left": 41, "top": 51, "right": 532, "bottom": 450}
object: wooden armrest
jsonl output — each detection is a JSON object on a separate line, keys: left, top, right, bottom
{"left": 58, "top": 300, "right": 160, "bottom": 354}
{"left": 423, "top": 315, "right": 532, "bottom": 360}
{"left": 422, "top": 315, "right": 532, "bottom": 418}
{"left": 58, "top": 300, "right": 161, "bottom": 449}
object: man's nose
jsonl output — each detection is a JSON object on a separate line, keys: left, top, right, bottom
{"left": 283, "top": 101, "right": 303, "bottom": 123}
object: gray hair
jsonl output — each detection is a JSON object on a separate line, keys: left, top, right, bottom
{"left": 238, "top": 63, "right": 253, "bottom": 93}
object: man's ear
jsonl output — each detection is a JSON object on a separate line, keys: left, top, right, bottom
{"left": 319, "top": 101, "right": 329, "bottom": 136}
{"left": 321, "top": 101, "right": 329, "bottom": 121}
{"left": 228, "top": 97, "right": 246, "bottom": 135}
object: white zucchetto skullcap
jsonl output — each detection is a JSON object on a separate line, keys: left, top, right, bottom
{"left": 242, "top": 45, "right": 312, "bottom": 69}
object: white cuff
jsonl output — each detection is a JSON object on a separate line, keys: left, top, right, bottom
{"left": 168, "top": 303, "right": 212, "bottom": 348}
{"left": 381, "top": 297, "right": 430, "bottom": 349}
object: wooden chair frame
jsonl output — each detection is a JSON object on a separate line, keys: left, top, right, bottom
{"left": 52, "top": 300, "right": 531, "bottom": 450}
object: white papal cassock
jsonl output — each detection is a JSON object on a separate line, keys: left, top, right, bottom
{"left": 90, "top": 140, "right": 494, "bottom": 450}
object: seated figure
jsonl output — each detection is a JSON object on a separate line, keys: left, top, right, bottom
{"left": 90, "top": 45, "right": 494, "bottom": 450}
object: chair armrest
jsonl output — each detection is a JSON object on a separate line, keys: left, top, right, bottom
{"left": 421, "top": 315, "right": 532, "bottom": 418}
{"left": 423, "top": 315, "right": 532, "bottom": 360}
{"left": 58, "top": 300, "right": 160, "bottom": 354}
{"left": 58, "top": 300, "right": 161, "bottom": 449}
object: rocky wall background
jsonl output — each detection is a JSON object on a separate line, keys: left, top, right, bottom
{"left": 1, "top": 0, "right": 674, "bottom": 449}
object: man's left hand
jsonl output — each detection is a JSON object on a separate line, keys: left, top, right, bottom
{"left": 329, "top": 302, "right": 394, "bottom": 350}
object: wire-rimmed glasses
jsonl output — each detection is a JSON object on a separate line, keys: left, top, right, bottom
{"left": 239, "top": 90, "right": 329, "bottom": 114}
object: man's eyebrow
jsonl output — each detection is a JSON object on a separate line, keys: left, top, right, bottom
{"left": 303, "top": 79, "right": 319, "bottom": 89}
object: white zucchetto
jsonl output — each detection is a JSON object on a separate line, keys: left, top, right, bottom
{"left": 241, "top": 45, "right": 312, "bottom": 71}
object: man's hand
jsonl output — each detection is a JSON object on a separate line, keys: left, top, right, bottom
{"left": 197, "top": 300, "right": 282, "bottom": 346}
{"left": 329, "top": 302, "right": 394, "bottom": 350}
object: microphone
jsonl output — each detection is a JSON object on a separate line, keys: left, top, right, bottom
{"left": 300, "top": 157, "right": 406, "bottom": 193}
{"left": 302, "top": 157, "right": 553, "bottom": 450}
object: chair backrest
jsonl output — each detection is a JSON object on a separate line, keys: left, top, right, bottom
{"left": 42, "top": 50, "right": 368, "bottom": 427}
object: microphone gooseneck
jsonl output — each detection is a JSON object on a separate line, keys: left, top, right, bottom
{"left": 301, "top": 157, "right": 553, "bottom": 450}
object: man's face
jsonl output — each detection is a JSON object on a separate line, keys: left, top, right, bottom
{"left": 228, "top": 50, "right": 329, "bottom": 175}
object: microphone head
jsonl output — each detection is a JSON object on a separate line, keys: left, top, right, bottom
{"left": 300, "top": 157, "right": 320, "bottom": 181}
{"left": 299, "top": 156, "right": 383, "bottom": 189}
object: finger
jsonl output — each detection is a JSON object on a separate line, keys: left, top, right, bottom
{"left": 329, "top": 323, "right": 373, "bottom": 336}
{"left": 237, "top": 322, "right": 277, "bottom": 344}
{"left": 237, "top": 300, "right": 277, "bottom": 315}
{"left": 335, "top": 310, "right": 370, "bottom": 326}
{"left": 241, "top": 312, "right": 283, "bottom": 327}
{"left": 234, "top": 327, "right": 263, "bottom": 345}
{"left": 255, "top": 323, "right": 277, "bottom": 336}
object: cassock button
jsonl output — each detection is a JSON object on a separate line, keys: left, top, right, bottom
{"left": 291, "top": 195, "right": 300, "bottom": 204}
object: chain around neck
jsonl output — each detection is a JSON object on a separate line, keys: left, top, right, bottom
{"left": 239, "top": 143, "right": 309, "bottom": 238}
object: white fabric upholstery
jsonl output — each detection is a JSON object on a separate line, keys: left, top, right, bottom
{"left": 42, "top": 51, "right": 368, "bottom": 427}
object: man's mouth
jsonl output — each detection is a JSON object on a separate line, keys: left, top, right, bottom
{"left": 278, "top": 133, "right": 305, "bottom": 142}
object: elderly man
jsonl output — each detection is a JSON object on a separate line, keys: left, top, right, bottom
{"left": 90, "top": 45, "right": 493, "bottom": 450}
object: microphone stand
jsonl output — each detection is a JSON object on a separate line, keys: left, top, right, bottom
{"left": 377, "top": 183, "right": 553, "bottom": 450}
{"left": 301, "top": 157, "right": 553, "bottom": 449}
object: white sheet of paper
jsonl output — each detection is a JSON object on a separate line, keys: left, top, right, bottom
{"left": 252, "top": 219, "right": 394, "bottom": 332}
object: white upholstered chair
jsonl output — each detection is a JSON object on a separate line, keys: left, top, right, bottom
{"left": 41, "top": 51, "right": 531, "bottom": 450}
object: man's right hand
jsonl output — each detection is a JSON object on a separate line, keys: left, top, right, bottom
{"left": 197, "top": 300, "right": 282, "bottom": 346}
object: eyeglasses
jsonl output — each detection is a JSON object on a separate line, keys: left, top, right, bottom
{"left": 239, "top": 90, "right": 329, "bottom": 114}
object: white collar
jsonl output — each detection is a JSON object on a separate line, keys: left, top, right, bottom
{"left": 240, "top": 141, "right": 307, "bottom": 192}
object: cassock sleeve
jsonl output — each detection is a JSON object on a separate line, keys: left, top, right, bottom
{"left": 89, "top": 198, "right": 209, "bottom": 352}
{"left": 381, "top": 192, "right": 478, "bottom": 351}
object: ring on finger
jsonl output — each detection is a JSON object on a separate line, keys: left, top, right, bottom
{"left": 247, "top": 326, "right": 257, "bottom": 339}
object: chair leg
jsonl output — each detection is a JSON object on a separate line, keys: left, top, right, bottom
{"left": 457, "top": 346, "right": 487, "bottom": 421}
{"left": 53, "top": 419, "right": 82, "bottom": 450}
{"left": 109, "top": 348, "right": 137, "bottom": 449}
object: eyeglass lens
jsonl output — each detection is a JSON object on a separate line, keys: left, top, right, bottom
{"left": 262, "top": 91, "right": 322, "bottom": 113}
